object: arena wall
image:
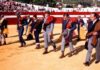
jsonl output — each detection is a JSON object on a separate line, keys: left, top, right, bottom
{"left": 0, "top": 12, "right": 100, "bottom": 25}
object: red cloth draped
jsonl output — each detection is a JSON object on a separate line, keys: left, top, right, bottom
{"left": 66, "top": 17, "right": 77, "bottom": 28}
{"left": 45, "top": 16, "right": 54, "bottom": 24}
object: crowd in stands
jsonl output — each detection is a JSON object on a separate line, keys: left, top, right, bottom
{"left": 0, "top": 1, "right": 36, "bottom": 12}
{"left": 0, "top": 0, "right": 100, "bottom": 12}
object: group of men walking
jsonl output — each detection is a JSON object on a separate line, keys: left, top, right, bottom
{"left": 0, "top": 11, "right": 100, "bottom": 66}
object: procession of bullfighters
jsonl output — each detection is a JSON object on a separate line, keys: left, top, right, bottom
{"left": 0, "top": 0, "right": 100, "bottom": 70}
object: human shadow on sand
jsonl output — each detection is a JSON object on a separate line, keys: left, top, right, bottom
{"left": 4, "top": 33, "right": 60, "bottom": 46}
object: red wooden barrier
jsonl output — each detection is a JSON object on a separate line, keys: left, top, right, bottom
{"left": 0, "top": 12, "right": 100, "bottom": 25}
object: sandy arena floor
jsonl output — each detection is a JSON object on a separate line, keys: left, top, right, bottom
{"left": 0, "top": 24, "right": 99, "bottom": 70}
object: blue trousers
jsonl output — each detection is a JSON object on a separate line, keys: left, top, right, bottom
{"left": 34, "top": 30, "right": 41, "bottom": 43}
{"left": 18, "top": 26, "right": 26, "bottom": 45}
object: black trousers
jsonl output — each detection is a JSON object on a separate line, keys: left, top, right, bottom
{"left": 77, "top": 24, "right": 80, "bottom": 39}
{"left": 34, "top": 29, "right": 41, "bottom": 43}
{"left": 0, "top": 28, "right": 6, "bottom": 43}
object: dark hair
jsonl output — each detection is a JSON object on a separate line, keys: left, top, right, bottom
{"left": 92, "top": 13, "right": 99, "bottom": 19}
{"left": 45, "top": 11, "right": 50, "bottom": 15}
{"left": 33, "top": 14, "right": 37, "bottom": 18}
{"left": 63, "top": 13, "right": 69, "bottom": 17}
{"left": 16, "top": 12, "right": 21, "bottom": 18}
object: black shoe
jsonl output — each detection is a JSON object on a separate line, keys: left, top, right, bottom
{"left": 43, "top": 48, "right": 48, "bottom": 54}
{"left": 3, "top": 41, "right": 6, "bottom": 45}
{"left": 53, "top": 44, "right": 56, "bottom": 52}
{"left": 19, "top": 43, "right": 26, "bottom": 47}
{"left": 59, "top": 51, "right": 64, "bottom": 58}
{"left": 0, "top": 42, "right": 2, "bottom": 46}
{"left": 53, "top": 46, "right": 56, "bottom": 52}
{"left": 59, "top": 54, "right": 65, "bottom": 58}
{"left": 84, "top": 62, "right": 90, "bottom": 66}
{"left": 36, "top": 44, "right": 40, "bottom": 49}
{"left": 23, "top": 43, "right": 26, "bottom": 47}
{"left": 95, "top": 61, "right": 100, "bottom": 64}
{"left": 5, "top": 34, "right": 8, "bottom": 38}
{"left": 36, "top": 46, "right": 40, "bottom": 49}
{"left": 77, "top": 38, "right": 80, "bottom": 41}
{"left": 43, "top": 51, "right": 48, "bottom": 54}
{"left": 0, "top": 44, "right": 2, "bottom": 46}
{"left": 19, "top": 45, "right": 24, "bottom": 47}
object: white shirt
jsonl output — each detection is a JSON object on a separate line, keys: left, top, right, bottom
{"left": 93, "top": 19, "right": 97, "bottom": 25}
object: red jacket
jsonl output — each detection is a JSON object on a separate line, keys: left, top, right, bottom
{"left": 66, "top": 17, "right": 77, "bottom": 28}
{"left": 45, "top": 16, "right": 54, "bottom": 24}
